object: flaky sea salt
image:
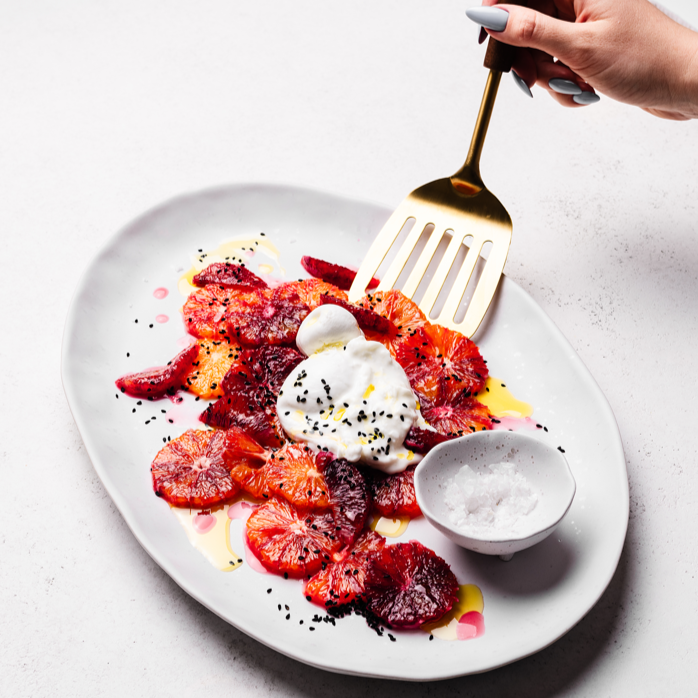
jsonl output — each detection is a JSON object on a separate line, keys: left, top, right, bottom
{"left": 444, "top": 462, "right": 538, "bottom": 536}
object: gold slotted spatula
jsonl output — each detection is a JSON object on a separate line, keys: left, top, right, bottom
{"left": 348, "top": 34, "right": 519, "bottom": 339}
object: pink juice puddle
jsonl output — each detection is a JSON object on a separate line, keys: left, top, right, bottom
{"left": 155, "top": 314, "right": 169, "bottom": 324}
{"left": 456, "top": 611, "right": 485, "bottom": 640}
{"left": 492, "top": 416, "right": 540, "bottom": 432}
{"left": 192, "top": 512, "right": 216, "bottom": 534}
{"left": 228, "top": 502, "right": 269, "bottom": 574}
{"left": 153, "top": 287, "right": 169, "bottom": 299}
{"left": 176, "top": 334, "right": 197, "bottom": 349}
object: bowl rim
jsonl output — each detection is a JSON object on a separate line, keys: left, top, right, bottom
{"left": 414, "top": 430, "right": 577, "bottom": 545}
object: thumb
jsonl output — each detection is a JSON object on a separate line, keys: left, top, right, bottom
{"left": 467, "top": 5, "right": 585, "bottom": 62}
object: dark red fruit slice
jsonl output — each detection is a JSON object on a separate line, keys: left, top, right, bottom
{"left": 276, "top": 279, "right": 348, "bottom": 310}
{"left": 421, "top": 395, "right": 492, "bottom": 437}
{"left": 224, "top": 345, "right": 303, "bottom": 396}
{"left": 304, "top": 531, "right": 385, "bottom": 608}
{"left": 356, "top": 290, "right": 427, "bottom": 356}
{"left": 362, "top": 464, "right": 422, "bottom": 519}
{"left": 245, "top": 498, "right": 342, "bottom": 578}
{"left": 318, "top": 295, "right": 394, "bottom": 335}
{"left": 224, "top": 287, "right": 309, "bottom": 346}
{"left": 301, "top": 255, "right": 379, "bottom": 291}
{"left": 363, "top": 541, "right": 459, "bottom": 628}
{"left": 323, "top": 458, "right": 370, "bottom": 547}
{"left": 183, "top": 285, "right": 250, "bottom": 340}
{"left": 192, "top": 262, "right": 268, "bottom": 289}
{"left": 264, "top": 443, "right": 330, "bottom": 509}
{"left": 200, "top": 391, "right": 284, "bottom": 448}
{"left": 403, "top": 425, "right": 451, "bottom": 454}
{"left": 396, "top": 323, "right": 488, "bottom": 405}
{"left": 116, "top": 343, "right": 199, "bottom": 399}
{"left": 200, "top": 345, "right": 303, "bottom": 448}
{"left": 151, "top": 427, "right": 266, "bottom": 508}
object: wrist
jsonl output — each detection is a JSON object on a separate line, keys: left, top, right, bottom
{"left": 682, "top": 33, "right": 698, "bottom": 119}
{"left": 673, "top": 28, "right": 698, "bottom": 119}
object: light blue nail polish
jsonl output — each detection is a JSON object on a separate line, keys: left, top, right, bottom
{"left": 573, "top": 92, "right": 600, "bottom": 105}
{"left": 549, "top": 78, "right": 582, "bottom": 95}
{"left": 512, "top": 72, "right": 533, "bottom": 98}
{"left": 465, "top": 7, "right": 510, "bottom": 32}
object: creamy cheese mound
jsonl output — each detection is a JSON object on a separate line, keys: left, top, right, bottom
{"left": 277, "top": 305, "right": 420, "bottom": 473}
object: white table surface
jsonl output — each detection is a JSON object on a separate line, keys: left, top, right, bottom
{"left": 2, "top": 1, "right": 697, "bottom": 695}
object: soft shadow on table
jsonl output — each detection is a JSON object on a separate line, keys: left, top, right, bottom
{"left": 159, "top": 513, "right": 634, "bottom": 698}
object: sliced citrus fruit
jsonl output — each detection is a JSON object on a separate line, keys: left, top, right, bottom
{"left": 356, "top": 290, "right": 427, "bottom": 356}
{"left": 323, "top": 458, "right": 370, "bottom": 547}
{"left": 300, "top": 256, "right": 379, "bottom": 291}
{"left": 362, "top": 464, "right": 421, "bottom": 519}
{"left": 224, "top": 287, "right": 309, "bottom": 346}
{"left": 193, "top": 262, "right": 268, "bottom": 289}
{"left": 421, "top": 396, "right": 492, "bottom": 437}
{"left": 364, "top": 541, "right": 459, "bottom": 628}
{"left": 116, "top": 343, "right": 199, "bottom": 399}
{"left": 200, "top": 345, "right": 303, "bottom": 448}
{"left": 183, "top": 339, "right": 242, "bottom": 399}
{"left": 265, "top": 442, "right": 330, "bottom": 509}
{"left": 200, "top": 391, "right": 284, "bottom": 448}
{"left": 318, "top": 295, "right": 394, "bottom": 335}
{"left": 245, "top": 498, "right": 342, "bottom": 578}
{"left": 277, "top": 279, "right": 347, "bottom": 310}
{"left": 230, "top": 462, "right": 272, "bottom": 500}
{"left": 304, "top": 530, "right": 385, "bottom": 608}
{"left": 403, "top": 425, "right": 451, "bottom": 453}
{"left": 151, "top": 427, "right": 266, "bottom": 508}
{"left": 396, "top": 323, "right": 488, "bottom": 405}
{"left": 182, "top": 285, "right": 250, "bottom": 340}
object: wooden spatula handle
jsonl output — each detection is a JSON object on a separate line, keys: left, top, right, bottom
{"left": 483, "top": 1, "right": 527, "bottom": 73}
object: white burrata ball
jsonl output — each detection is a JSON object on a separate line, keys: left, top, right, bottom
{"left": 277, "top": 306, "right": 420, "bottom": 473}
{"left": 296, "top": 304, "right": 363, "bottom": 356}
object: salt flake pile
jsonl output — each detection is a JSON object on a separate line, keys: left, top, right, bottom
{"left": 444, "top": 462, "right": 538, "bottom": 536}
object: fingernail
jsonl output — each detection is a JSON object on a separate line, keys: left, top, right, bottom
{"left": 512, "top": 71, "right": 533, "bottom": 98}
{"left": 573, "top": 91, "right": 601, "bottom": 105}
{"left": 465, "top": 7, "right": 510, "bottom": 32}
{"left": 478, "top": 26, "right": 487, "bottom": 44}
{"left": 549, "top": 78, "right": 582, "bottom": 95}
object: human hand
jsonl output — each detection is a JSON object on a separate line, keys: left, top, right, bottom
{"left": 466, "top": 0, "right": 698, "bottom": 120}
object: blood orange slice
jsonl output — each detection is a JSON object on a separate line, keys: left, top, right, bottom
{"left": 421, "top": 395, "right": 492, "bottom": 437}
{"left": 116, "top": 343, "right": 199, "bottom": 399}
{"left": 200, "top": 390, "right": 284, "bottom": 449}
{"left": 200, "top": 345, "right": 303, "bottom": 448}
{"left": 265, "top": 443, "right": 330, "bottom": 509}
{"left": 364, "top": 541, "right": 459, "bottom": 628}
{"left": 396, "top": 323, "right": 488, "bottom": 405}
{"left": 183, "top": 285, "right": 247, "bottom": 340}
{"left": 300, "top": 256, "right": 379, "bottom": 291}
{"left": 318, "top": 295, "right": 394, "bottom": 335}
{"left": 362, "top": 464, "right": 422, "bottom": 519}
{"left": 356, "top": 290, "right": 427, "bottom": 356}
{"left": 151, "top": 427, "right": 266, "bottom": 508}
{"left": 230, "top": 462, "right": 271, "bottom": 500}
{"left": 323, "top": 458, "right": 370, "bottom": 547}
{"left": 183, "top": 339, "right": 241, "bottom": 399}
{"left": 277, "top": 279, "right": 347, "bottom": 310}
{"left": 304, "top": 531, "right": 385, "bottom": 607}
{"left": 403, "top": 425, "right": 450, "bottom": 454}
{"left": 192, "top": 262, "right": 268, "bottom": 289}
{"left": 245, "top": 498, "right": 342, "bottom": 578}
{"left": 224, "top": 287, "right": 309, "bottom": 346}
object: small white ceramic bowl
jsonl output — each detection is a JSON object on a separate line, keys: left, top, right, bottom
{"left": 414, "top": 430, "right": 576, "bottom": 560}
